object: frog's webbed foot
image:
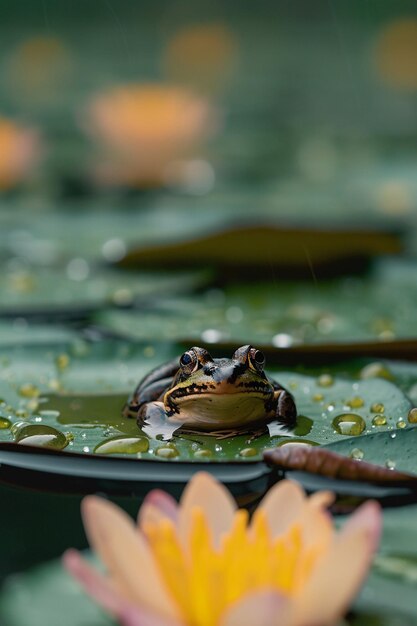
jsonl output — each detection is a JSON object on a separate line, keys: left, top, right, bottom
{"left": 138, "top": 402, "right": 184, "bottom": 441}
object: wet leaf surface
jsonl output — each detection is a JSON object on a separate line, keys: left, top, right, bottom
{"left": 0, "top": 341, "right": 412, "bottom": 462}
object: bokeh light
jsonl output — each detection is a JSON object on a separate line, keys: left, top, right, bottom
{"left": 374, "top": 18, "right": 417, "bottom": 90}
{"left": 83, "top": 84, "right": 218, "bottom": 188}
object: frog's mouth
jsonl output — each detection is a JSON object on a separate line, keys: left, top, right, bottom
{"left": 164, "top": 388, "right": 274, "bottom": 427}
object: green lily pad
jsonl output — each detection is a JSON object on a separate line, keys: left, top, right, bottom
{"left": 0, "top": 265, "right": 209, "bottom": 316}
{"left": 324, "top": 428, "right": 417, "bottom": 476}
{"left": 0, "top": 340, "right": 412, "bottom": 462}
{"left": 96, "top": 258, "right": 417, "bottom": 347}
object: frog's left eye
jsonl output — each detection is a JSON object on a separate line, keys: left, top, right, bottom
{"left": 249, "top": 348, "right": 266, "bottom": 370}
{"left": 179, "top": 350, "right": 199, "bottom": 373}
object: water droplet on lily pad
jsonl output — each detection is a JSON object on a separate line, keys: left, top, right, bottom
{"left": 396, "top": 419, "right": 407, "bottom": 429}
{"left": 18, "top": 383, "right": 40, "bottom": 398}
{"left": 385, "top": 459, "right": 396, "bottom": 470}
{"left": 312, "top": 393, "right": 324, "bottom": 402}
{"left": 94, "top": 436, "right": 149, "bottom": 455}
{"left": 317, "top": 374, "right": 333, "bottom": 387}
{"left": 0, "top": 417, "right": 11, "bottom": 429}
{"left": 239, "top": 447, "right": 258, "bottom": 458}
{"left": 194, "top": 449, "right": 213, "bottom": 459}
{"left": 332, "top": 414, "right": 366, "bottom": 436}
{"left": 13, "top": 424, "right": 68, "bottom": 450}
{"left": 349, "top": 448, "right": 364, "bottom": 460}
{"left": 55, "top": 354, "right": 70, "bottom": 371}
{"left": 408, "top": 408, "right": 417, "bottom": 424}
{"left": 359, "top": 362, "right": 394, "bottom": 381}
{"left": 372, "top": 414, "right": 387, "bottom": 426}
{"left": 346, "top": 396, "right": 364, "bottom": 409}
{"left": 156, "top": 446, "right": 179, "bottom": 459}
{"left": 371, "top": 402, "right": 385, "bottom": 413}
{"left": 39, "top": 410, "right": 60, "bottom": 419}
{"left": 277, "top": 439, "right": 318, "bottom": 448}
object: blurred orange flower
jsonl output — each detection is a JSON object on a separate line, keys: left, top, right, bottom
{"left": 84, "top": 84, "right": 218, "bottom": 188}
{"left": 0, "top": 117, "right": 41, "bottom": 190}
{"left": 64, "top": 473, "right": 381, "bottom": 626}
{"left": 374, "top": 18, "right": 417, "bottom": 91}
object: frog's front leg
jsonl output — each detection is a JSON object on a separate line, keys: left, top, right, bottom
{"left": 267, "top": 385, "right": 297, "bottom": 437}
{"left": 138, "top": 401, "right": 184, "bottom": 441}
{"left": 123, "top": 377, "right": 173, "bottom": 419}
{"left": 275, "top": 388, "right": 297, "bottom": 426}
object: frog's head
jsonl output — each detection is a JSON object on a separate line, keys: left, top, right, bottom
{"left": 164, "top": 345, "right": 275, "bottom": 428}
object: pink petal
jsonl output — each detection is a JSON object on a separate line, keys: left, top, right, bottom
{"left": 340, "top": 499, "right": 382, "bottom": 553}
{"left": 293, "top": 500, "right": 382, "bottom": 626}
{"left": 221, "top": 591, "right": 291, "bottom": 626}
{"left": 178, "top": 472, "right": 236, "bottom": 548}
{"left": 307, "top": 490, "right": 335, "bottom": 510}
{"left": 81, "top": 496, "right": 180, "bottom": 622}
{"left": 138, "top": 489, "right": 179, "bottom": 529}
{"left": 119, "top": 605, "right": 184, "bottom": 626}
{"left": 257, "top": 480, "right": 306, "bottom": 538}
{"left": 63, "top": 549, "right": 126, "bottom": 616}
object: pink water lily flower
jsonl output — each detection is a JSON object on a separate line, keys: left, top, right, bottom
{"left": 64, "top": 473, "right": 381, "bottom": 626}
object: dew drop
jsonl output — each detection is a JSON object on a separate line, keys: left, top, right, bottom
{"left": 194, "top": 449, "right": 213, "bottom": 459}
{"left": 55, "top": 354, "right": 70, "bottom": 371}
{"left": 14, "top": 424, "right": 68, "bottom": 450}
{"left": 18, "top": 383, "right": 40, "bottom": 398}
{"left": 39, "top": 410, "right": 60, "bottom": 419}
{"left": 312, "top": 393, "right": 324, "bottom": 402}
{"left": 349, "top": 447, "right": 364, "bottom": 460}
{"left": 317, "top": 374, "right": 333, "bottom": 388}
{"left": 359, "top": 362, "right": 394, "bottom": 381}
{"left": 385, "top": 459, "right": 396, "bottom": 470}
{"left": 277, "top": 439, "right": 318, "bottom": 448}
{"left": 372, "top": 414, "right": 387, "bottom": 426}
{"left": 332, "top": 413, "right": 366, "bottom": 436}
{"left": 156, "top": 446, "right": 179, "bottom": 459}
{"left": 0, "top": 417, "right": 11, "bottom": 429}
{"left": 408, "top": 408, "right": 417, "bottom": 424}
{"left": 94, "top": 436, "right": 149, "bottom": 455}
{"left": 396, "top": 419, "right": 407, "bottom": 429}
{"left": 239, "top": 447, "right": 258, "bottom": 458}
{"left": 371, "top": 402, "right": 385, "bottom": 413}
{"left": 346, "top": 396, "right": 364, "bottom": 409}
{"left": 83, "top": 446, "right": 90, "bottom": 453}
{"left": 390, "top": 432, "right": 397, "bottom": 439}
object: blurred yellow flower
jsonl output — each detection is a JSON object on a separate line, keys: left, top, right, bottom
{"left": 84, "top": 84, "right": 217, "bottom": 188}
{"left": 64, "top": 473, "right": 381, "bottom": 626}
{"left": 0, "top": 117, "right": 41, "bottom": 190}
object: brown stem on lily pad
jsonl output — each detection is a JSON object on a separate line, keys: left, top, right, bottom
{"left": 263, "top": 445, "right": 417, "bottom": 484}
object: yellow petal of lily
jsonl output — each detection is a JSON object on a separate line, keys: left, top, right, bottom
{"left": 65, "top": 472, "right": 381, "bottom": 626}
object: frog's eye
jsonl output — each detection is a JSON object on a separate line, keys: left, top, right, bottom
{"left": 179, "top": 350, "right": 199, "bottom": 373}
{"left": 249, "top": 348, "right": 265, "bottom": 370}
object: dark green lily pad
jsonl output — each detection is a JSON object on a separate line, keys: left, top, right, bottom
{"left": 0, "top": 265, "right": 209, "bottom": 317}
{"left": 324, "top": 429, "right": 417, "bottom": 476}
{"left": 96, "top": 258, "right": 417, "bottom": 347}
{"left": 0, "top": 340, "right": 412, "bottom": 462}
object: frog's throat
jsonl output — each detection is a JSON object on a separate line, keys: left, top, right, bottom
{"left": 164, "top": 390, "right": 275, "bottom": 425}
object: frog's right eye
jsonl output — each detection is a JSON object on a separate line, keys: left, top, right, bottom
{"left": 179, "top": 350, "right": 198, "bottom": 372}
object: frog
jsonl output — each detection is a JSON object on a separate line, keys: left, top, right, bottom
{"left": 123, "top": 344, "right": 297, "bottom": 440}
